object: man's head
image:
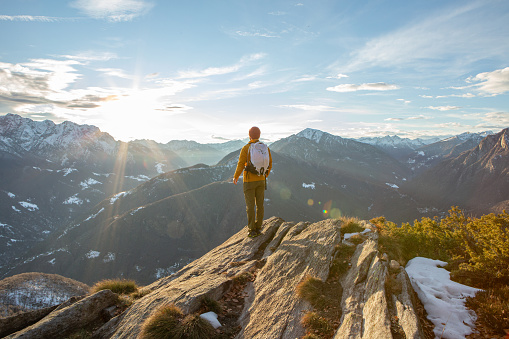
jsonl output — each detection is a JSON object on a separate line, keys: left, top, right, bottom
{"left": 249, "top": 126, "right": 261, "bottom": 140}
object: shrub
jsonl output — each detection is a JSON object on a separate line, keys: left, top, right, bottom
{"left": 199, "top": 295, "right": 222, "bottom": 314}
{"left": 140, "top": 304, "right": 184, "bottom": 338}
{"left": 465, "top": 286, "right": 509, "bottom": 335}
{"left": 329, "top": 244, "right": 356, "bottom": 279}
{"left": 173, "top": 314, "right": 217, "bottom": 339}
{"left": 339, "top": 216, "right": 364, "bottom": 234}
{"left": 301, "top": 311, "right": 334, "bottom": 338}
{"left": 90, "top": 279, "right": 138, "bottom": 295}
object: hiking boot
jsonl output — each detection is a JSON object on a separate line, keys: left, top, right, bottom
{"left": 248, "top": 230, "right": 261, "bottom": 238}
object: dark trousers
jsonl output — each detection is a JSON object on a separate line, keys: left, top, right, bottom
{"left": 243, "top": 180, "right": 265, "bottom": 231}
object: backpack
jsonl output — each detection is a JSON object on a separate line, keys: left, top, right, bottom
{"left": 246, "top": 142, "right": 270, "bottom": 176}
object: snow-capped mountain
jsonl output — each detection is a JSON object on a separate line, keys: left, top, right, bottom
{"left": 405, "top": 130, "right": 494, "bottom": 174}
{"left": 276, "top": 128, "right": 411, "bottom": 185}
{"left": 356, "top": 135, "right": 433, "bottom": 160}
{"left": 404, "top": 128, "right": 509, "bottom": 213}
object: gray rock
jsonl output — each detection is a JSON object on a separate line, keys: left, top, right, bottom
{"left": 390, "top": 259, "right": 401, "bottom": 270}
{"left": 0, "top": 305, "right": 58, "bottom": 338}
{"left": 98, "top": 217, "right": 285, "bottom": 338}
{"left": 393, "top": 268, "right": 425, "bottom": 339}
{"left": 5, "top": 290, "right": 117, "bottom": 338}
{"left": 335, "top": 239, "right": 392, "bottom": 339}
{"left": 236, "top": 219, "right": 342, "bottom": 339}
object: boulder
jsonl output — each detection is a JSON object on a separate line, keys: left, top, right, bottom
{"left": 5, "top": 290, "right": 117, "bottom": 338}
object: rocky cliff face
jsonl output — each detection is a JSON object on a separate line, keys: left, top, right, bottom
{"left": 3, "top": 217, "right": 426, "bottom": 338}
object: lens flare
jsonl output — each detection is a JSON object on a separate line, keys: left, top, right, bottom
{"left": 307, "top": 199, "right": 314, "bottom": 206}
{"left": 280, "top": 187, "right": 291, "bottom": 200}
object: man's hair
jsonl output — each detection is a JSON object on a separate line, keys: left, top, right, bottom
{"left": 249, "top": 126, "right": 261, "bottom": 140}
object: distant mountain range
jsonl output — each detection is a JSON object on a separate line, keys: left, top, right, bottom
{"left": 1, "top": 113, "right": 506, "bottom": 285}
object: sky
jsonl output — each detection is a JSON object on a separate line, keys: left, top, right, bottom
{"left": 1, "top": 0, "right": 508, "bottom": 144}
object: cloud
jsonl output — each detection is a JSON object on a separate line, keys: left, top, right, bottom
{"left": 427, "top": 106, "right": 461, "bottom": 111}
{"left": 480, "top": 112, "right": 509, "bottom": 126}
{"left": 397, "top": 98, "right": 411, "bottom": 104}
{"left": 235, "top": 30, "right": 280, "bottom": 38}
{"left": 177, "top": 53, "right": 266, "bottom": 79}
{"left": 268, "top": 11, "right": 286, "bottom": 16}
{"left": 279, "top": 104, "right": 342, "bottom": 112}
{"left": 70, "top": 0, "right": 154, "bottom": 22}
{"left": 96, "top": 68, "right": 132, "bottom": 79}
{"left": 327, "top": 83, "right": 399, "bottom": 92}
{"left": 326, "top": 74, "right": 349, "bottom": 79}
{"left": 384, "top": 115, "right": 429, "bottom": 121}
{"left": 61, "top": 52, "right": 119, "bottom": 62}
{"left": 342, "top": 2, "right": 509, "bottom": 72}
{"left": 0, "top": 15, "right": 72, "bottom": 22}
{"left": 470, "top": 67, "right": 509, "bottom": 95}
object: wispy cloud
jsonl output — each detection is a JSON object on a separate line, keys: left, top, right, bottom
{"left": 0, "top": 15, "right": 74, "bottom": 22}
{"left": 70, "top": 0, "right": 154, "bottom": 22}
{"left": 96, "top": 68, "right": 132, "bottom": 79}
{"left": 427, "top": 106, "right": 461, "bottom": 111}
{"left": 61, "top": 52, "right": 119, "bottom": 62}
{"left": 385, "top": 115, "right": 429, "bottom": 121}
{"left": 326, "top": 74, "right": 349, "bottom": 79}
{"left": 279, "top": 104, "right": 342, "bottom": 112}
{"left": 327, "top": 83, "right": 399, "bottom": 93}
{"left": 342, "top": 2, "right": 509, "bottom": 73}
{"left": 235, "top": 30, "right": 280, "bottom": 38}
{"left": 177, "top": 53, "right": 266, "bottom": 79}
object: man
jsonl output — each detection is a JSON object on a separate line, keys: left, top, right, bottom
{"left": 233, "top": 126, "right": 272, "bottom": 238}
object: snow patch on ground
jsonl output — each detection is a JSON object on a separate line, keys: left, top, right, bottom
{"left": 385, "top": 183, "right": 399, "bottom": 189}
{"left": 155, "top": 162, "right": 166, "bottom": 174}
{"left": 12, "top": 206, "right": 21, "bottom": 212}
{"left": 110, "top": 191, "right": 130, "bottom": 204}
{"left": 63, "top": 194, "right": 83, "bottom": 205}
{"left": 125, "top": 175, "right": 150, "bottom": 182}
{"left": 103, "top": 252, "right": 115, "bottom": 263}
{"left": 85, "top": 250, "right": 100, "bottom": 259}
{"left": 406, "top": 257, "right": 481, "bottom": 339}
{"left": 80, "top": 178, "right": 102, "bottom": 189}
{"left": 7, "top": 192, "right": 15, "bottom": 198}
{"left": 343, "top": 228, "right": 371, "bottom": 240}
{"left": 302, "top": 182, "right": 316, "bottom": 189}
{"left": 59, "top": 168, "right": 77, "bottom": 176}
{"left": 130, "top": 206, "right": 144, "bottom": 215}
{"left": 19, "top": 201, "right": 39, "bottom": 211}
{"left": 200, "top": 312, "right": 222, "bottom": 328}
{"left": 85, "top": 207, "right": 104, "bottom": 221}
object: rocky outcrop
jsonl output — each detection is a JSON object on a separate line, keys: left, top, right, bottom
{"left": 335, "top": 236, "right": 424, "bottom": 339}
{"left": 6, "top": 217, "right": 426, "bottom": 338}
{"left": 5, "top": 290, "right": 117, "bottom": 338}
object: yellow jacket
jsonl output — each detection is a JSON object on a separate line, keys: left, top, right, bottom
{"left": 234, "top": 139, "right": 272, "bottom": 183}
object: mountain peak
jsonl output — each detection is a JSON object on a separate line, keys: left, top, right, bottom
{"left": 296, "top": 128, "right": 328, "bottom": 143}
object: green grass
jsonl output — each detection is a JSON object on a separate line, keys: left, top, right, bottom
{"left": 90, "top": 279, "right": 138, "bottom": 295}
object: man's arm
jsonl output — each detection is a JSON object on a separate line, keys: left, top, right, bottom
{"left": 233, "top": 145, "right": 248, "bottom": 184}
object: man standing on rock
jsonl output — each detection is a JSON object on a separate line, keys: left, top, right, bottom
{"left": 233, "top": 126, "right": 272, "bottom": 238}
